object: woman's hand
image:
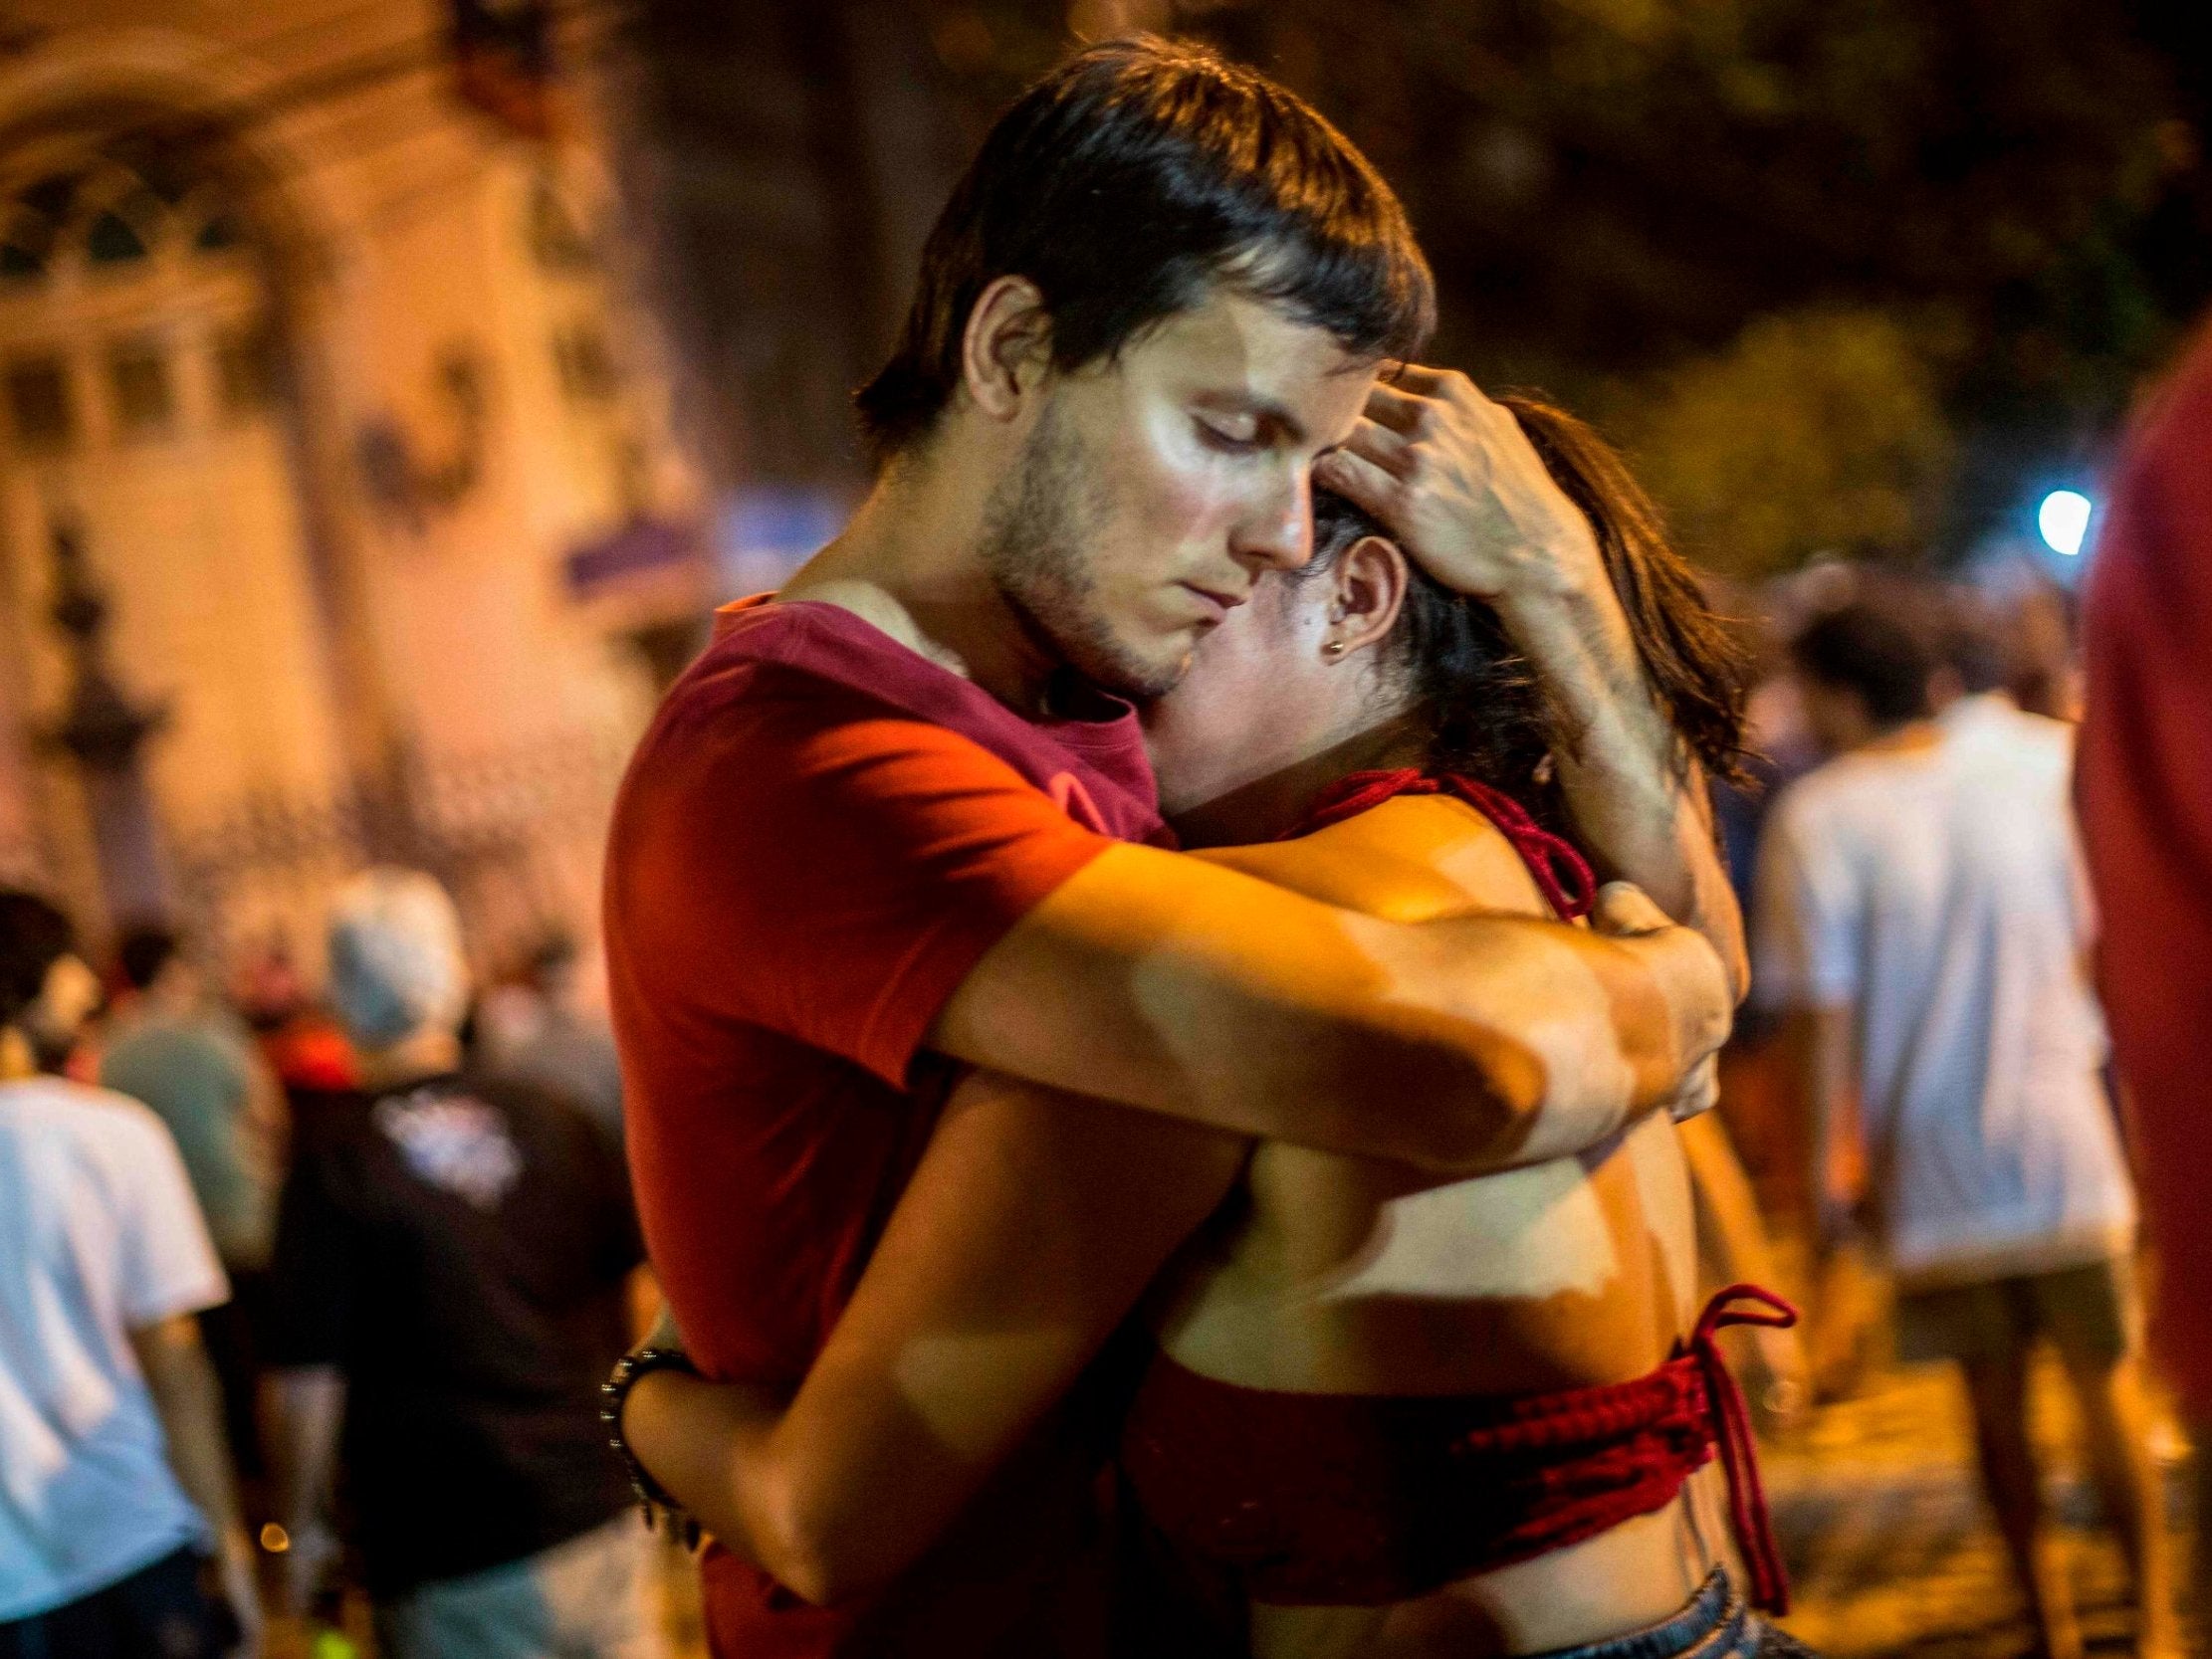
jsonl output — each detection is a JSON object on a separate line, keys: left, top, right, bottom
{"left": 1314, "top": 364, "right": 1602, "bottom": 601}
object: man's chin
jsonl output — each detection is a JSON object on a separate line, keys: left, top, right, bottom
{"left": 1048, "top": 625, "right": 1191, "bottom": 704}
{"left": 1093, "top": 646, "right": 1192, "bottom": 704}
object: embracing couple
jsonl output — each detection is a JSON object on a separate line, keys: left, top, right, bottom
{"left": 602, "top": 36, "right": 1810, "bottom": 1659}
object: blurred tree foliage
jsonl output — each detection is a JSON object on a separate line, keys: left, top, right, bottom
{"left": 1618, "top": 308, "right": 1952, "bottom": 574}
{"left": 904, "top": 0, "right": 2210, "bottom": 572}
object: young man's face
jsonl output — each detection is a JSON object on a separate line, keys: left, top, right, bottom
{"left": 980, "top": 286, "right": 1380, "bottom": 700}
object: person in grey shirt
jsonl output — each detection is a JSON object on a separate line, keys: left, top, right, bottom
{"left": 101, "top": 924, "right": 287, "bottom": 1495}
{"left": 102, "top": 925, "right": 286, "bottom": 1272}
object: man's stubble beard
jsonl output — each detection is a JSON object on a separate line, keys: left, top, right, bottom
{"left": 978, "top": 398, "right": 1189, "bottom": 703}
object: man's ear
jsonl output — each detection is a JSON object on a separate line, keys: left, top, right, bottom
{"left": 960, "top": 275, "right": 1054, "bottom": 424}
{"left": 1327, "top": 534, "right": 1411, "bottom": 660}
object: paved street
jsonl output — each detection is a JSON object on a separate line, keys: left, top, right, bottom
{"left": 1768, "top": 1357, "right": 2193, "bottom": 1656}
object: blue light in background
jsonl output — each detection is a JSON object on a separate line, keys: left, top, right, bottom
{"left": 2037, "top": 490, "right": 2093, "bottom": 557}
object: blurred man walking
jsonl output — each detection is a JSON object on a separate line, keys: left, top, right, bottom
{"left": 1, "top": 892, "right": 260, "bottom": 1658}
{"left": 102, "top": 923, "right": 287, "bottom": 1495}
{"left": 1755, "top": 606, "right": 2172, "bottom": 1659}
{"left": 262, "top": 869, "right": 658, "bottom": 1659}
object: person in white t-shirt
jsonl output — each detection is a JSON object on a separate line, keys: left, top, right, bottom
{"left": 0, "top": 890, "right": 261, "bottom": 1658}
{"left": 1754, "top": 605, "right": 2172, "bottom": 1659}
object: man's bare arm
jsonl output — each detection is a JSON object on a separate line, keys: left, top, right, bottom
{"left": 623, "top": 1072, "right": 1246, "bottom": 1604}
{"left": 131, "top": 1316, "right": 262, "bottom": 1653}
{"left": 929, "top": 844, "right": 1729, "bottom": 1176}
{"left": 264, "top": 1365, "right": 346, "bottom": 1616}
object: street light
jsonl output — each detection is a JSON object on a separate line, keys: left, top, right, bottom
{"left": 2038, "top": 490, "right": 2094, "bottom": 557}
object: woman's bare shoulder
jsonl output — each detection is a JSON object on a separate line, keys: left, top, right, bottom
{"left": 1192, "top": 795, "right": 1550, "bottom": 922}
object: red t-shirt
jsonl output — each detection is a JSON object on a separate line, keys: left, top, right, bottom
{"left": 604, "top": 597, "right": 1169, "bottom": 1656}
{"left": 2078, "top": 316, "right": 2212, "bottom": 1420}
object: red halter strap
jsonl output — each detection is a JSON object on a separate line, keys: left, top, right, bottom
{"left": 1287, "top": 768, "right": 1600, "bottom": 922}
{"left": 1687, "top": 1284, "right": 1800, "bottom": 1614}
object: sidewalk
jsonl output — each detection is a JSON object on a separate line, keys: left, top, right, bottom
{"left": 1767, "top": 1357, "right": 2193, "bottom": 1655}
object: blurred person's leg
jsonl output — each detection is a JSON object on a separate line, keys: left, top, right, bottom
{"left": 374, "top": 1515, "right": 665, "bottom": 1659}
{"left": 1962, "top": 1346, "right": 2083, "bottom": 1659}
{"left": 1903, "top": 1275, "right": 2083, "bottom": 1659}
{"left": 2036, "top": 1259, "right": 2180, "bottom": 1658}
{"left": 2060, "top": 1352, "right": 2179, "bottom": 1657}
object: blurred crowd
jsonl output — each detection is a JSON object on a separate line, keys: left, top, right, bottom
{"left": 1, "top": 881, "right": 662, "bottom": 1659}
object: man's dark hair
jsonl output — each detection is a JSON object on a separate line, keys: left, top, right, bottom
{"left": 115, "top": 924, "right": 183, "bottom": 993}
{"left": 1791, "top": 603, "right": 1934, "bottom": 727}
{"left": 1, "top": 890, "right": 75, "bottom": 1030}
{"left": 855, "top": 36, "right": 1435, "bottom": 463}
{"left": 1303, "top": 394, "right": 1750, "bottom": 807}
{"left": 1935, "top": 610, "right": 2011, "bottom": 697}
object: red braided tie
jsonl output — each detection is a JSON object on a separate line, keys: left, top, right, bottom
{"left": 1120, "top": 1283, "right": 1802, "bottom": 1609}
{"left": 1688, "top": 1285, "right": 1799, "bottom": 1614}
{"left": 1287, "top": 768, "right": 1599, "bottom": 922}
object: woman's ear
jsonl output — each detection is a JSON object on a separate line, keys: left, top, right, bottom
{"left": 959, "top": 275, "right": 1054, "bottom": 424}
{"left": 1325, "top": 534, "right": 1410, "bottom": 660}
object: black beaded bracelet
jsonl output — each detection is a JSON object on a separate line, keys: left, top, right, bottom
{"left": 601, "top": 1347, "right": 703, "bottom": 1544}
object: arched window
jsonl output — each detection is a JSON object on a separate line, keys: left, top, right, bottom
{"left": 0, "top": 138, "right": 278, "bottom": 451}
{"left": 0, "top": 126, "right": 347, "bottom": 909}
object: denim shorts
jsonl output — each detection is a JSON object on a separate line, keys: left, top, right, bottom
{"left": 1529, "top": 1570, "right": 1818, "bottom": 1659}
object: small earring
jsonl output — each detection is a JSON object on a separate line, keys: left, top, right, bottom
{"left": 1323, "top": 640, "right": 1346, "bottom": 657}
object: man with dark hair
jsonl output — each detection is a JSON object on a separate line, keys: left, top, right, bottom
{"left": 607, "top": 36, "right": 1741, "bottom": 1655}
{"left": 851, "top": 37, "right": 1434, "bottom": 469}
{"left": 1756, "top": 604, "right": 2172, "bottom": 1659}
{"left": 1786, "top": 602, "right": 1935, "bottom": 739}
{"left": 1, "top": 893, "right": 261, "bottom": 1658}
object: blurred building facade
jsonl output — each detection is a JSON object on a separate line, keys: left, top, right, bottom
{"left": 0, "top": 0, "right": 706, "bottom": 969}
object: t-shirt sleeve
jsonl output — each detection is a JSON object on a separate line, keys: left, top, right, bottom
{"left": 1753, "top": 790, "right": 1864, "bottom": 1010}
{"left": 259, "top": 1141, "right": 355, "bottom": 1367}
{"left": 117, "top": 1110, "right": 230, "bottom": 1329}
{"left": 610, "top": 682, "right": 1116, "bottom": 1088}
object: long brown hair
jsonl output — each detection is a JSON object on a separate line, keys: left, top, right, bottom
{"left": 1307, "top": 393, "right": 1750, "bottom": 802}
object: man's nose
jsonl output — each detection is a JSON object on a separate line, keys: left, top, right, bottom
{"left": 1231, "top": 469, "right": 1314, "bottom": 573}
